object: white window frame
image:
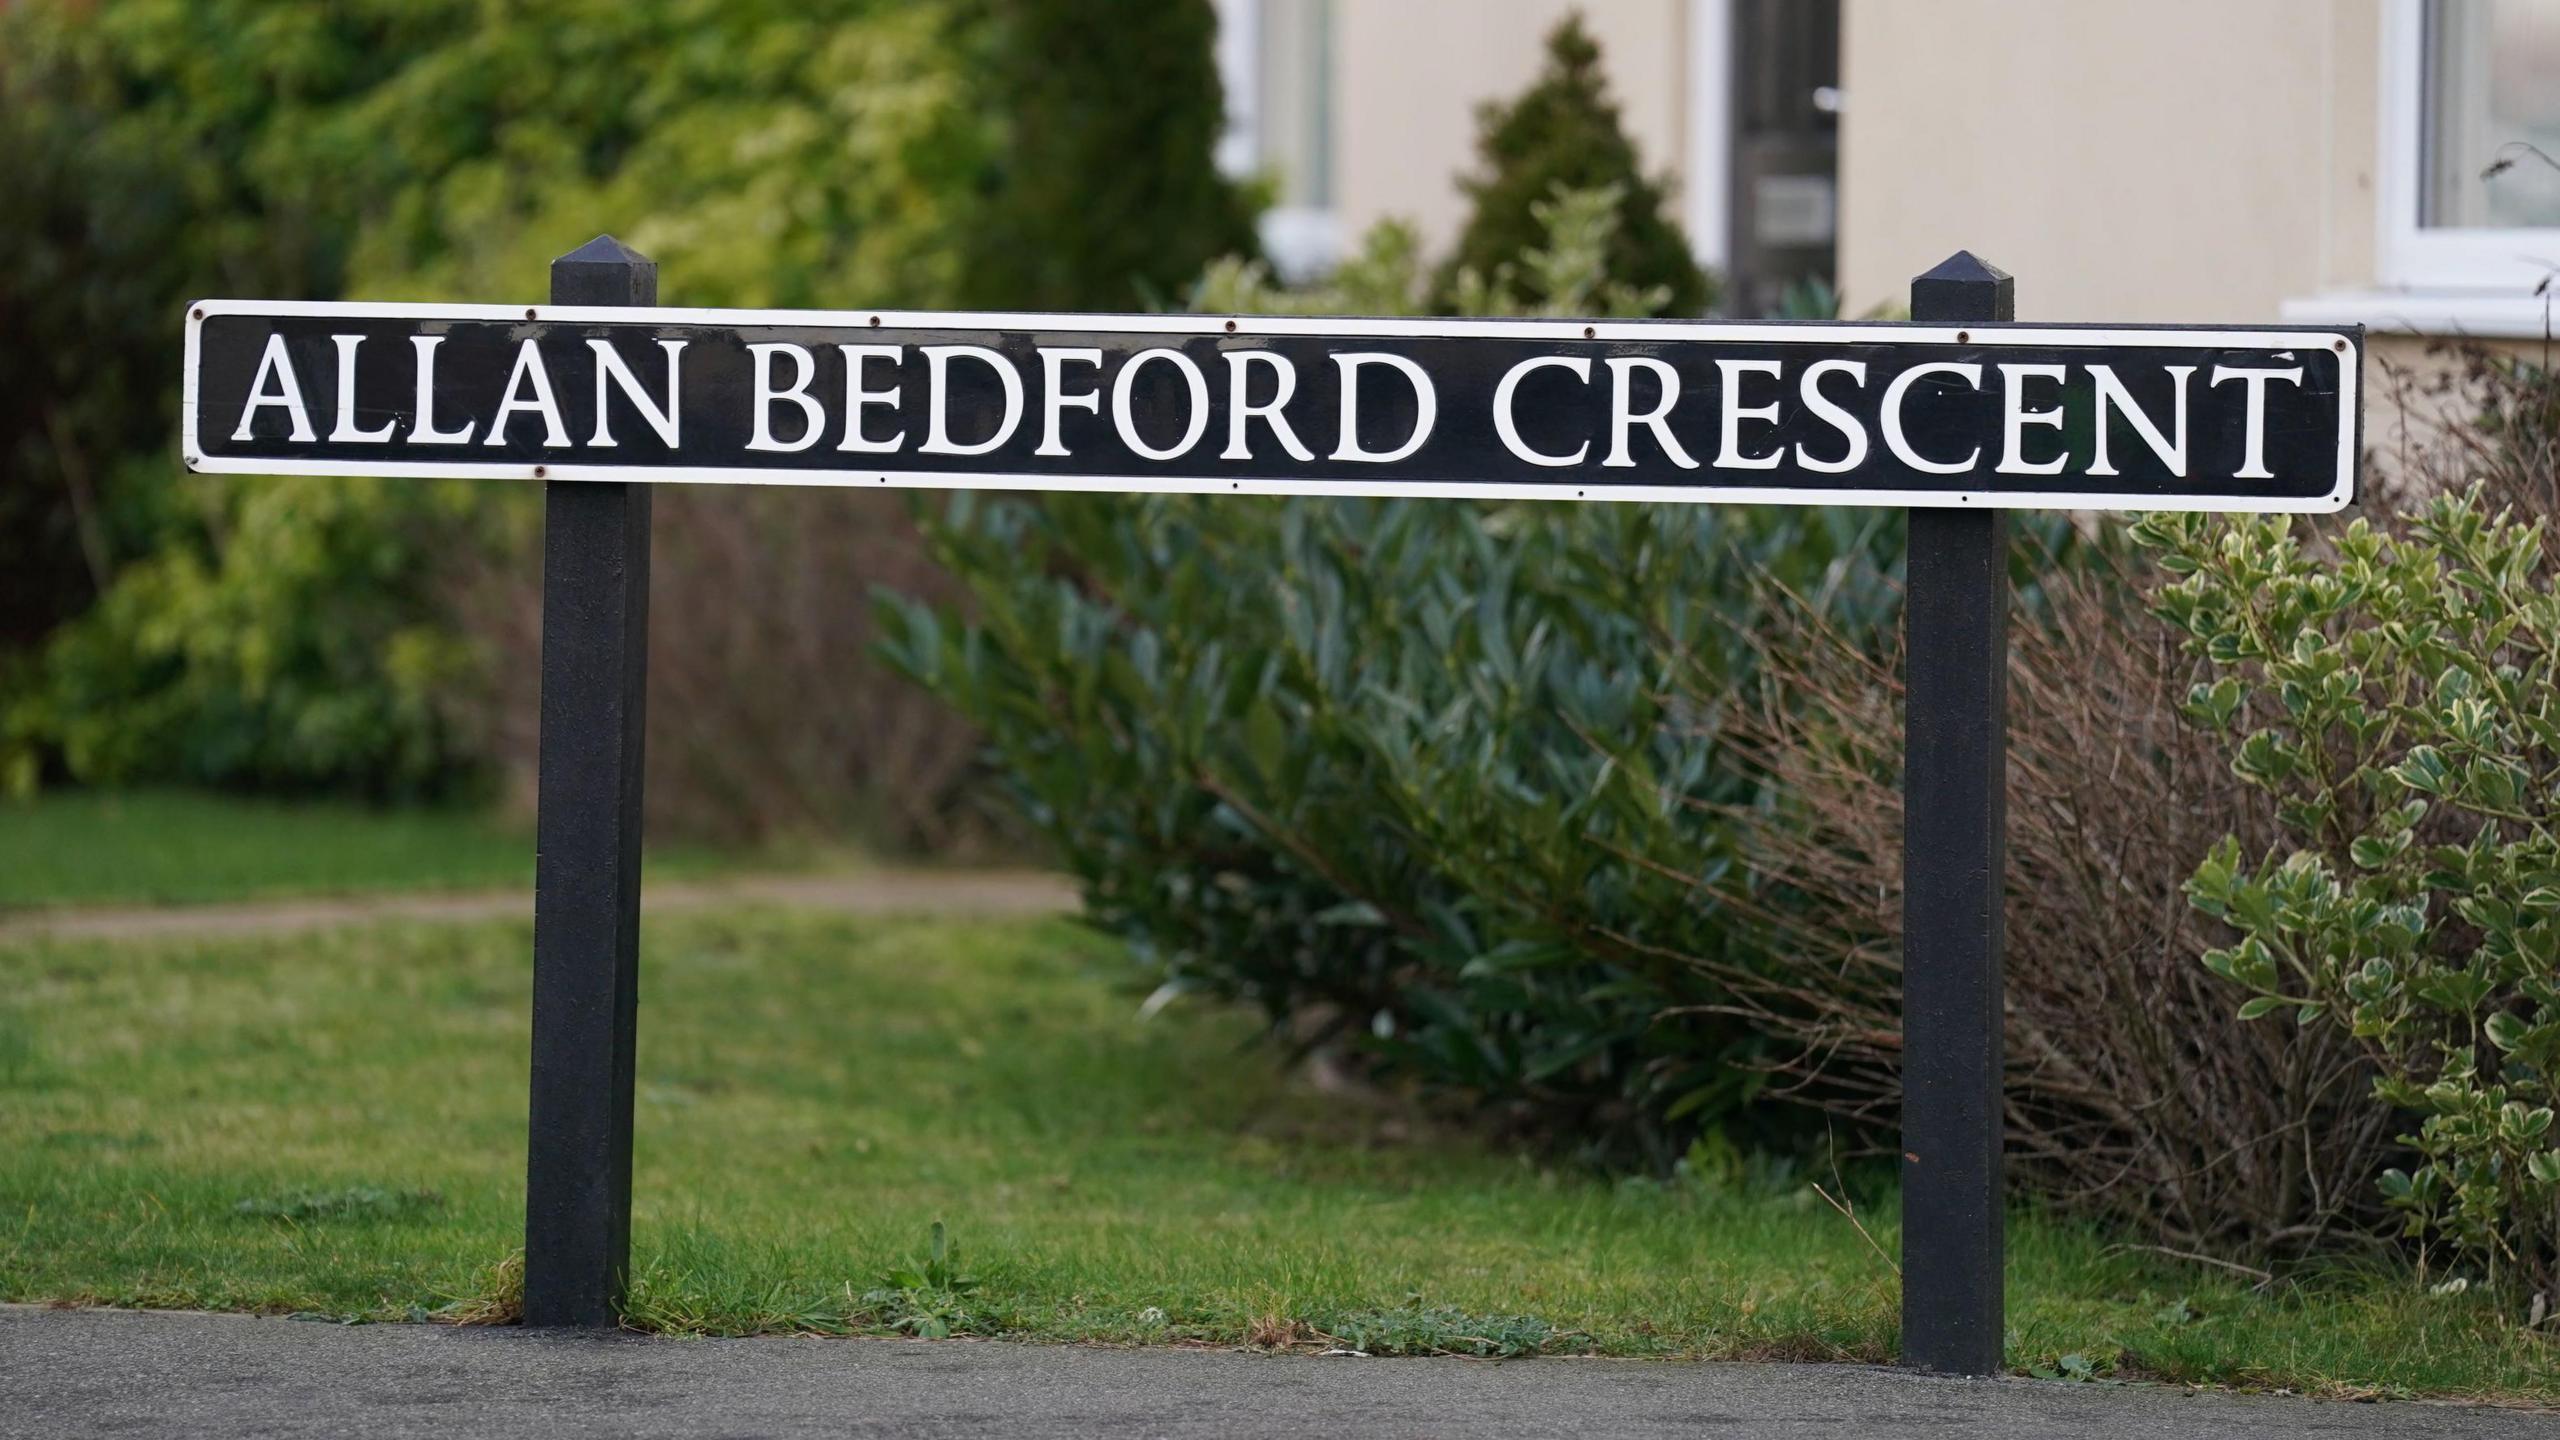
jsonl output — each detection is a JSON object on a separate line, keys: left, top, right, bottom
{"left": 1211, "top": 0, "right": 1343, "bottom": 282}
{"left": 2376, "top": 0, "right": 2560, "bottom": 292}
{"left": 1684, "top": 0, "right": 1732, "bottom": 276}
{"left": 1213, "top": 0, "right": 1261, "bottom": 180}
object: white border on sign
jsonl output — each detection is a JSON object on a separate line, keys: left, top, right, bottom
{"left": 181, "top": 301, "right": 2361, "bottom": 513}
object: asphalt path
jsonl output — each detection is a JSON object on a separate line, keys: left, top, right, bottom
{"left": 3, "top": 1307, "right": 2550, "bottom": 1439}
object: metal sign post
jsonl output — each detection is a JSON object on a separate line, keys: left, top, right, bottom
{"left": 177, "top": 243, "right": 2362, "bottom": 1343}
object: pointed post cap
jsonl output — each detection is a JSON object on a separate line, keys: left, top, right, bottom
{"left": 551, "top": 235, "right": 657, "bottom": 307}
{"left": 1910, "top": 250, "right": 2012, "bottom": 324}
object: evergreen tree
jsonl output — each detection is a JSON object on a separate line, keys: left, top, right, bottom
{"left": 1434, "top": 14, "right": 1712, "bottom": 315}
{"left": 962, "top": 0, "right": 1260, "bottom": 311}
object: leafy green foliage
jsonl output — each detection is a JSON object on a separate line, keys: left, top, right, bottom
{"left": 961, "top": 0, "right": 1258, "bottom": 310}
{"left": 861, "top": 1221, "right": 988, "bottom": 1338}
{"left": 2138, "top": 490, "right": 2560, "bottom": 1307}
{"left": 330, "top": 0, "right": 990, "bottom": 311}
{"left": 0, "top": 0, "right": 994, "bottom": 798}
{"left": 1431, "top": 15, "right": 1710, "bottom": 315}
{"left": 0, "top": 0, "right": 1244, "bottom": 805}
{"left": 2025, "top": 1350, "right": 2101, "bottom": 1382}
{"left": 0, "top": 0, "right": 441, "bottom": 666}
{"left": 885, "top": 186, "right": 1898, "bottom": 1162}
{"left": 1198, "top": 185, "right": 1674, "bottom": 321}
{"left": 7, "top": 477, "right": 495, "bottom": 799}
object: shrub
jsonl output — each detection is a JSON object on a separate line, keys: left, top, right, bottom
{"left": 452, "top": 487, "right": 990, "bottom": 848}
{"left": 2137, "top": 486, "right": 2560, "bottom": 1310}
{"left": 1666, "top": 348, "right": 2560, "bottom": 1270}
{"left": 5, "top": 476, "right": 494, "bottom": 801}
{"left": 0, "top": 0, "right": 999, "bottom": 808}
{"left": 403, "top": 0, "right": 1249, "bottom": 843}
{"left": 1196, "top": 185, "right": 1676, "bottom": 321}
{"left": 961, "top": 0, "right": 1259, "bottom": 311}
{"left": 4, "top": 0, "right": 1248, "bottom": 830}
{"left": 888, "top": 488, "right": 1895, "bottom": 1163}
{"left": 1433, "top": 15, "right": 1710, "bottom": 316}
{"left": 886, "top": 187, "right": 1892, "bottom": 1162}
{"left": 1700, "top": 539, "right": 2392, "bottom": 1255}
{"left": 0, "top": 0, "right": 441, "bottom": 665}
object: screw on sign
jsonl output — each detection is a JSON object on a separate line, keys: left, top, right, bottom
{"left": 181, "top": 239, "right": 2360, "bottom": 1368}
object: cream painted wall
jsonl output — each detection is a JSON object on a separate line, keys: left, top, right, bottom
{"left": 1331, "top": 1, "right": 1691, "bottom": 252}
{"left": 1837, "top": 0, "right": 2380, "bottom": 322}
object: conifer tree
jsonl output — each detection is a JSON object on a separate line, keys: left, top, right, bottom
{"left": 1434, "top": 13, "right": 1712, "bottom": 315}
{"left": 963, "top": 0, "right": 1261, "bottom": 311}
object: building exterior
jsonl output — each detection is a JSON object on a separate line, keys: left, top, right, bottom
{"left": 1842, "top": 0, "right": 2560, "bottom": 350}
{"left": 1217, "top": 0, "right": 2560, "bottom": 368}
{"left": 1212, "top": 0, "right": 1841, "bottom": 313}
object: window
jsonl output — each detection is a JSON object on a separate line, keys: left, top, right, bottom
{"left": 1719, "top": 0, "right": 1839, "bottom": 317}
{"left": 1214, "top": 0, "right": 1341, "bottom": 280}
{"left": 1686, "top": 0, "right": 1840, "bottom": 317}
{"left": 2380, "top": 0, "right": 2560, "bottom": 291}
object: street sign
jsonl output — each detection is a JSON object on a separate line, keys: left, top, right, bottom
{"left": 178, "top": 241, "right": 2366, "bottom": 1369}
{"left": 185, "top": 303, "right": 2360, "bottom": 512}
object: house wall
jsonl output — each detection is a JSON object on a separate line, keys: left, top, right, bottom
{"left": 1329, "top": 2, "right": 1692, "bottom": 253}
{"left": 1836, "top": 0, "right": 2381, "bottom": 323}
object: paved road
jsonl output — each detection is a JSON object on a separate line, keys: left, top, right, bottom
{"left": 2, "top": 1308, "right": 2548, "bottom": 1440}
{"left": 0, "top": 870, "right": 1077, "bottom": 946}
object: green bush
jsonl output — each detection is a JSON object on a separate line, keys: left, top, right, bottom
{"left": 960, "top": 0, "right": 1259, "bottom": 310}
{"left": 327, "top": 0, "right": 990, "bottom": 311}
{"left": 885, "top": 185, "right": 1892, "bottom": 1160}
{"left": 0, "top": 0, "right": 434, "bottom": 673}
{"left": 1696, "top": 533, "right": 2392, "bottom": 1256}
{"left": 3, "top": 0, "right": 1250, "bottom": 814}
{"left": 2139, "top": 491, "right": 2560, "bottom": 1310}
{"left": 0, "top": 0, "right": 998, "bottom": 800}
{"left": 6, "top": 476, "right": 493, "bottom": 800}
{"left": 1197, "top": 185, "right": 1675, "bottom": 321}
{"left": 885, "top": 492, "right": 1894, "bottom": 1163}
{"left": 1432, "top": 15, "right": 1710, "bottom": 316}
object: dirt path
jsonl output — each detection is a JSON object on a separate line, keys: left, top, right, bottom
{"left": 0, "top": 869, "right": 1077, "bottom": 946}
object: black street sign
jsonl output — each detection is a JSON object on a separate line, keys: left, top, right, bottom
{"left": 185, "top": 303, "right": 2361, "bottom": 512}
{"left": 176, "top": 240, "right": 2358, "bottom": 1364}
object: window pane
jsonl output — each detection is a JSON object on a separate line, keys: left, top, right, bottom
{"left": 2426, "top": 0, "right": 2560, "bottom": 228}
{"left": 1258, "top": 0, "right": 1333, "bottom": 209}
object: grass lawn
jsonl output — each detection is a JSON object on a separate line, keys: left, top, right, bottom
{"left": 0, "top": 789, "right": 751, "bottom": 910}
{"left": 2, "top": 909, "right": 2551, "bottom": 1402}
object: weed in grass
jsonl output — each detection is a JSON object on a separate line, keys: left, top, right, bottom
{"left": 1245, "top": 1315, "right": 1312, "bottom": 1349}
{"left": 2025, "top": 1350, "right": 2104, "bottom": 1382}
{"left": 234, "top": 1187, "right": 443, "bottom": 1223}
{"left": 860, "top": 1221, "right": 987, "bottom": 1339}
{"left": 432, "top": 1252, "right": 523, "bottom": 1327}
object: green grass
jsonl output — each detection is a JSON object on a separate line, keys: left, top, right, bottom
{"left": 2, "top": 910, "right": 2551, "bottom": 1401}
{"left": 0, "top": 789, "right": 746, "bottom": 909}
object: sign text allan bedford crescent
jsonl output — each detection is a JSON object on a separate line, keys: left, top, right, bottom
{"left": 185, "top": 304, "right": 2360, "bottom": 513}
